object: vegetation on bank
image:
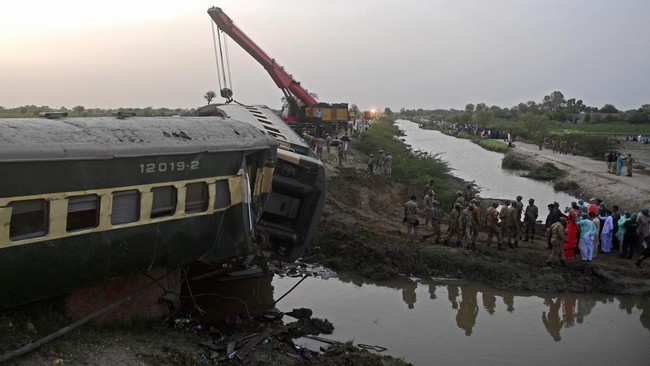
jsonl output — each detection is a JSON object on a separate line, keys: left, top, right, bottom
{"left": 356, "top": 117, "right": 457, "bottom": 207}
{"left": 502, "top": 153, "right": 566, "bottom": 181}
{"left": 501, "top": 151, "right": 581, "bottom": 195}
{"left": 418, "top": 117, "right": 620, "bottom": 159}
{"left": 420, "top": 124, "right": 509, "bottom": 153}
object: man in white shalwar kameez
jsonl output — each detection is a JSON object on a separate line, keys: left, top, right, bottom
{"left": 599, "top": 211, "right": 614, "bottom": 253}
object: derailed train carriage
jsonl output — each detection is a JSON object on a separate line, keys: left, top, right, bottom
{"left": 198, "top": 103, "right": 325, "bottom": 261}
{"left": 0, "top": 110, "right": 325, "bottom": 310}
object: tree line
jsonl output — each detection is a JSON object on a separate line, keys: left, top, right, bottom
{"left": 398, "top": 91, "right": 650, "bottom": 125}
{"left": 0, "top": 105, "right": 199, "bottom": 118}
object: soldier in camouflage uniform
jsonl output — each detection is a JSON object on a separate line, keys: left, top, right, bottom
{"left": 454, "top": 191, "right": 465, "bottom": 208}
{"left": 423, "top": 199, "right": 442, "bottom": 244}
{"left": 523, "top": 198, "right": 539, "bottom": 242}
{"left": 485, "top": 202, "right": 503, "bottom": 250}
{"left": 444, "top": 203, "right": 463, "bottom": 246}
{"left": 546, "top": 217, "right": 567, "bottom": 265}
{"left": 512, "top": 195, "right": 524, "bottom": 240}
{"left": 470, "top": 200, "right": 482, "bottom": 248}
{"left": 404, "top": 195, "right": 419, "bottom": 239}
{"left": 460, "top": 204, "right": 476, "bottom": 250}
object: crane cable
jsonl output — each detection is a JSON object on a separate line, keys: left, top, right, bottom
{"left": 211, "top": 21, "right": 234, "bottom": 102}
{"left": 224, "top": 34, "right": 233, "bottom": 91}
{"left": 210, "top": 20, "right": 223, "bottom": 92}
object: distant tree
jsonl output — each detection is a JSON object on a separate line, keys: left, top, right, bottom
{"left": 526, "top": 100, "right": 539, "bottom": 114}
{"left": 542, "top": 91, "right": 566, "bottom": 116}
{"left": 73, "top": 105, "right": 85, "bottom": 114}
{"left": 465, "top": 103, "right": 475, "bottom": 113}
{"left": 142, "top": 106, "right": 153, "bottom": 117}
{"left": 600, "top": 104, "right": 619, "bottom": 113}
{"left": 204, "top": 90, "right": 217, "bottom": 105}
{"left": 473, "top": 110, "right": 492, "bottom": 129}
{"left": 350, "top": 104, "right": 360, "bottom": 115}
{"left": 629, "top": 108, "right": 650, "bottom": 124}
{"left": 384, "top": 107, "right": 393, "bottom": 116}
{"left": 400, "top": 107, "right": 406, "bottom": 114}
{"left": 521, "top": 113, "right": 551, "bottom": 139}
{"left": 475, "top": 103, "right": 488, "bottom": 112}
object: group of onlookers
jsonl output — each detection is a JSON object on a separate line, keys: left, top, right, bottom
{"left": 404, "top": 188, "right": 650, "bottom": 269}
{"left": 545, "top": 199, "right": 649, "bottom": 267}
{"left": 605, "top": 151, "right": 636, "bottom": 177}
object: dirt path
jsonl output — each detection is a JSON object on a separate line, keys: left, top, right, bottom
{"left": 512, "top": 140, "right": 650, "bottom": 209}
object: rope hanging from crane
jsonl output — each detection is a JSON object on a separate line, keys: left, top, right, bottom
{"left": 211, "top": 20, "right": 234, "bottom": 103}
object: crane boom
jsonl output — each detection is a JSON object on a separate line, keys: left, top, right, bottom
{"left": 207, "top": 7, "right": 318, "bottom": 107}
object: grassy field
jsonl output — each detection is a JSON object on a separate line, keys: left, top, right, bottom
{"left": 558, "top": 123, "right": 650, "bottom": 136}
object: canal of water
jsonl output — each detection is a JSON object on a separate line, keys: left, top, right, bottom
{"left": 394, "top": 119, "right": 577, "bottom": 209}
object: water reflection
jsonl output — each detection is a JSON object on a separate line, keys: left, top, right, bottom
{"left": 542, "top": 297, "right": 563, "bottom": 341}
{"left": 456, "top": 286, "right": 478, "bottom": 336}
{"left": 402, "top": 281, "right": 417, "bottom": 309}
{"left": 301, "top": 273, "right": 650, "bottom": 340}
{"left": 274, "top": 274, "right": 650, "bottom": 365}
{"left": 337, "top": 275, "right": 650, "bottom": 340}
{"left": 428, "top": 283, "right": 437, "bottom": 300}
{"left": 482, "top": 287, "right": 496, "bottom": 315}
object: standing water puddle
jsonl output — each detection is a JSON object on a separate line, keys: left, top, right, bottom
{"left": 273, "top": 274, "right": 650, "bottom": 365}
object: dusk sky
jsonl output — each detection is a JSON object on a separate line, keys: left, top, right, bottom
{"left": 2, "top": 0, "right": 649, "bottom": 112}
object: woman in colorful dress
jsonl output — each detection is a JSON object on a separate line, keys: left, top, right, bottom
{"left": 563, "top": 202, "right": 581, "bottom": 259}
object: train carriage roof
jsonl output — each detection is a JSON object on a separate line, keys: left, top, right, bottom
{"left": 203, "top": 104, "right": 315, "bottom": 157}
{"left": 0, "top": 116, "right": 277, "bottom": 161}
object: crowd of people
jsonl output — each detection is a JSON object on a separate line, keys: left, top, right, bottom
{"left": 605, "top": 151, "right": 636, "bottom": 177}
{"left": 404, "top": 184, "right": 650, "bottom": 269}
{"left": 452, "top": 123, "right": 511, "bottom": 141}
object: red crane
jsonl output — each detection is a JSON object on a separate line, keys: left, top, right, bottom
{"left": 208, "top": 7, "right": 317, "bottom": 122}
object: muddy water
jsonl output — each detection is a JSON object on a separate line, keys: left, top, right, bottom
{"left": 395, "top": 120, "right": 577, "bottom": 208}
{"left": 273, "top": 274, "right": 650, "bottom": 365}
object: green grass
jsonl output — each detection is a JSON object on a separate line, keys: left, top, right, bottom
{"left": 475, "top": 138, "right": 508, "bottom": 153}
{"left": 558, "top": 123, "right": 650, "bottom": 136}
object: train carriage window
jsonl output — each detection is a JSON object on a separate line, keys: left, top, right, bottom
{"left": 151, "top": 186, "right": 177, "bottom": 218}
{"left": 67, "top": 194, "right": 100, "bottom": 232}
{"left": 9, "top": 199, "right": 48, "bottom": 240}
{"left": 111, "top": 190, "right": 140, "bottom": 225}
{"left": 215, "top": 180, "right": 231, "bottom": 209}
{"left": 185, "top": 182, "right": 208, "bottom": 214}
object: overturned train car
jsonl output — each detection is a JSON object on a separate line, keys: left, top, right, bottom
{"left": 0, "top": 112, "right": 324, "bottom": 310}
{"left": 197, "top": 104, "right": 326, "bottom": 262}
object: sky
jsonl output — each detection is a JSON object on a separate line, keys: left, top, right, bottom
{"left": 1, "top": 0, "right": 649, "bottom": 112}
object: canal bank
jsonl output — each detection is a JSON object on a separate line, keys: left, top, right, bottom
{"left": 509, "top": 140, "right": 650, "bottom": 210}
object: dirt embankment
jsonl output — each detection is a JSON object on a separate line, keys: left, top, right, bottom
{"left": 305, "top": 148, "right": 650, "bottom": 297}
{"left": 509, "top": 140, "right": 650, "bottom": 210}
